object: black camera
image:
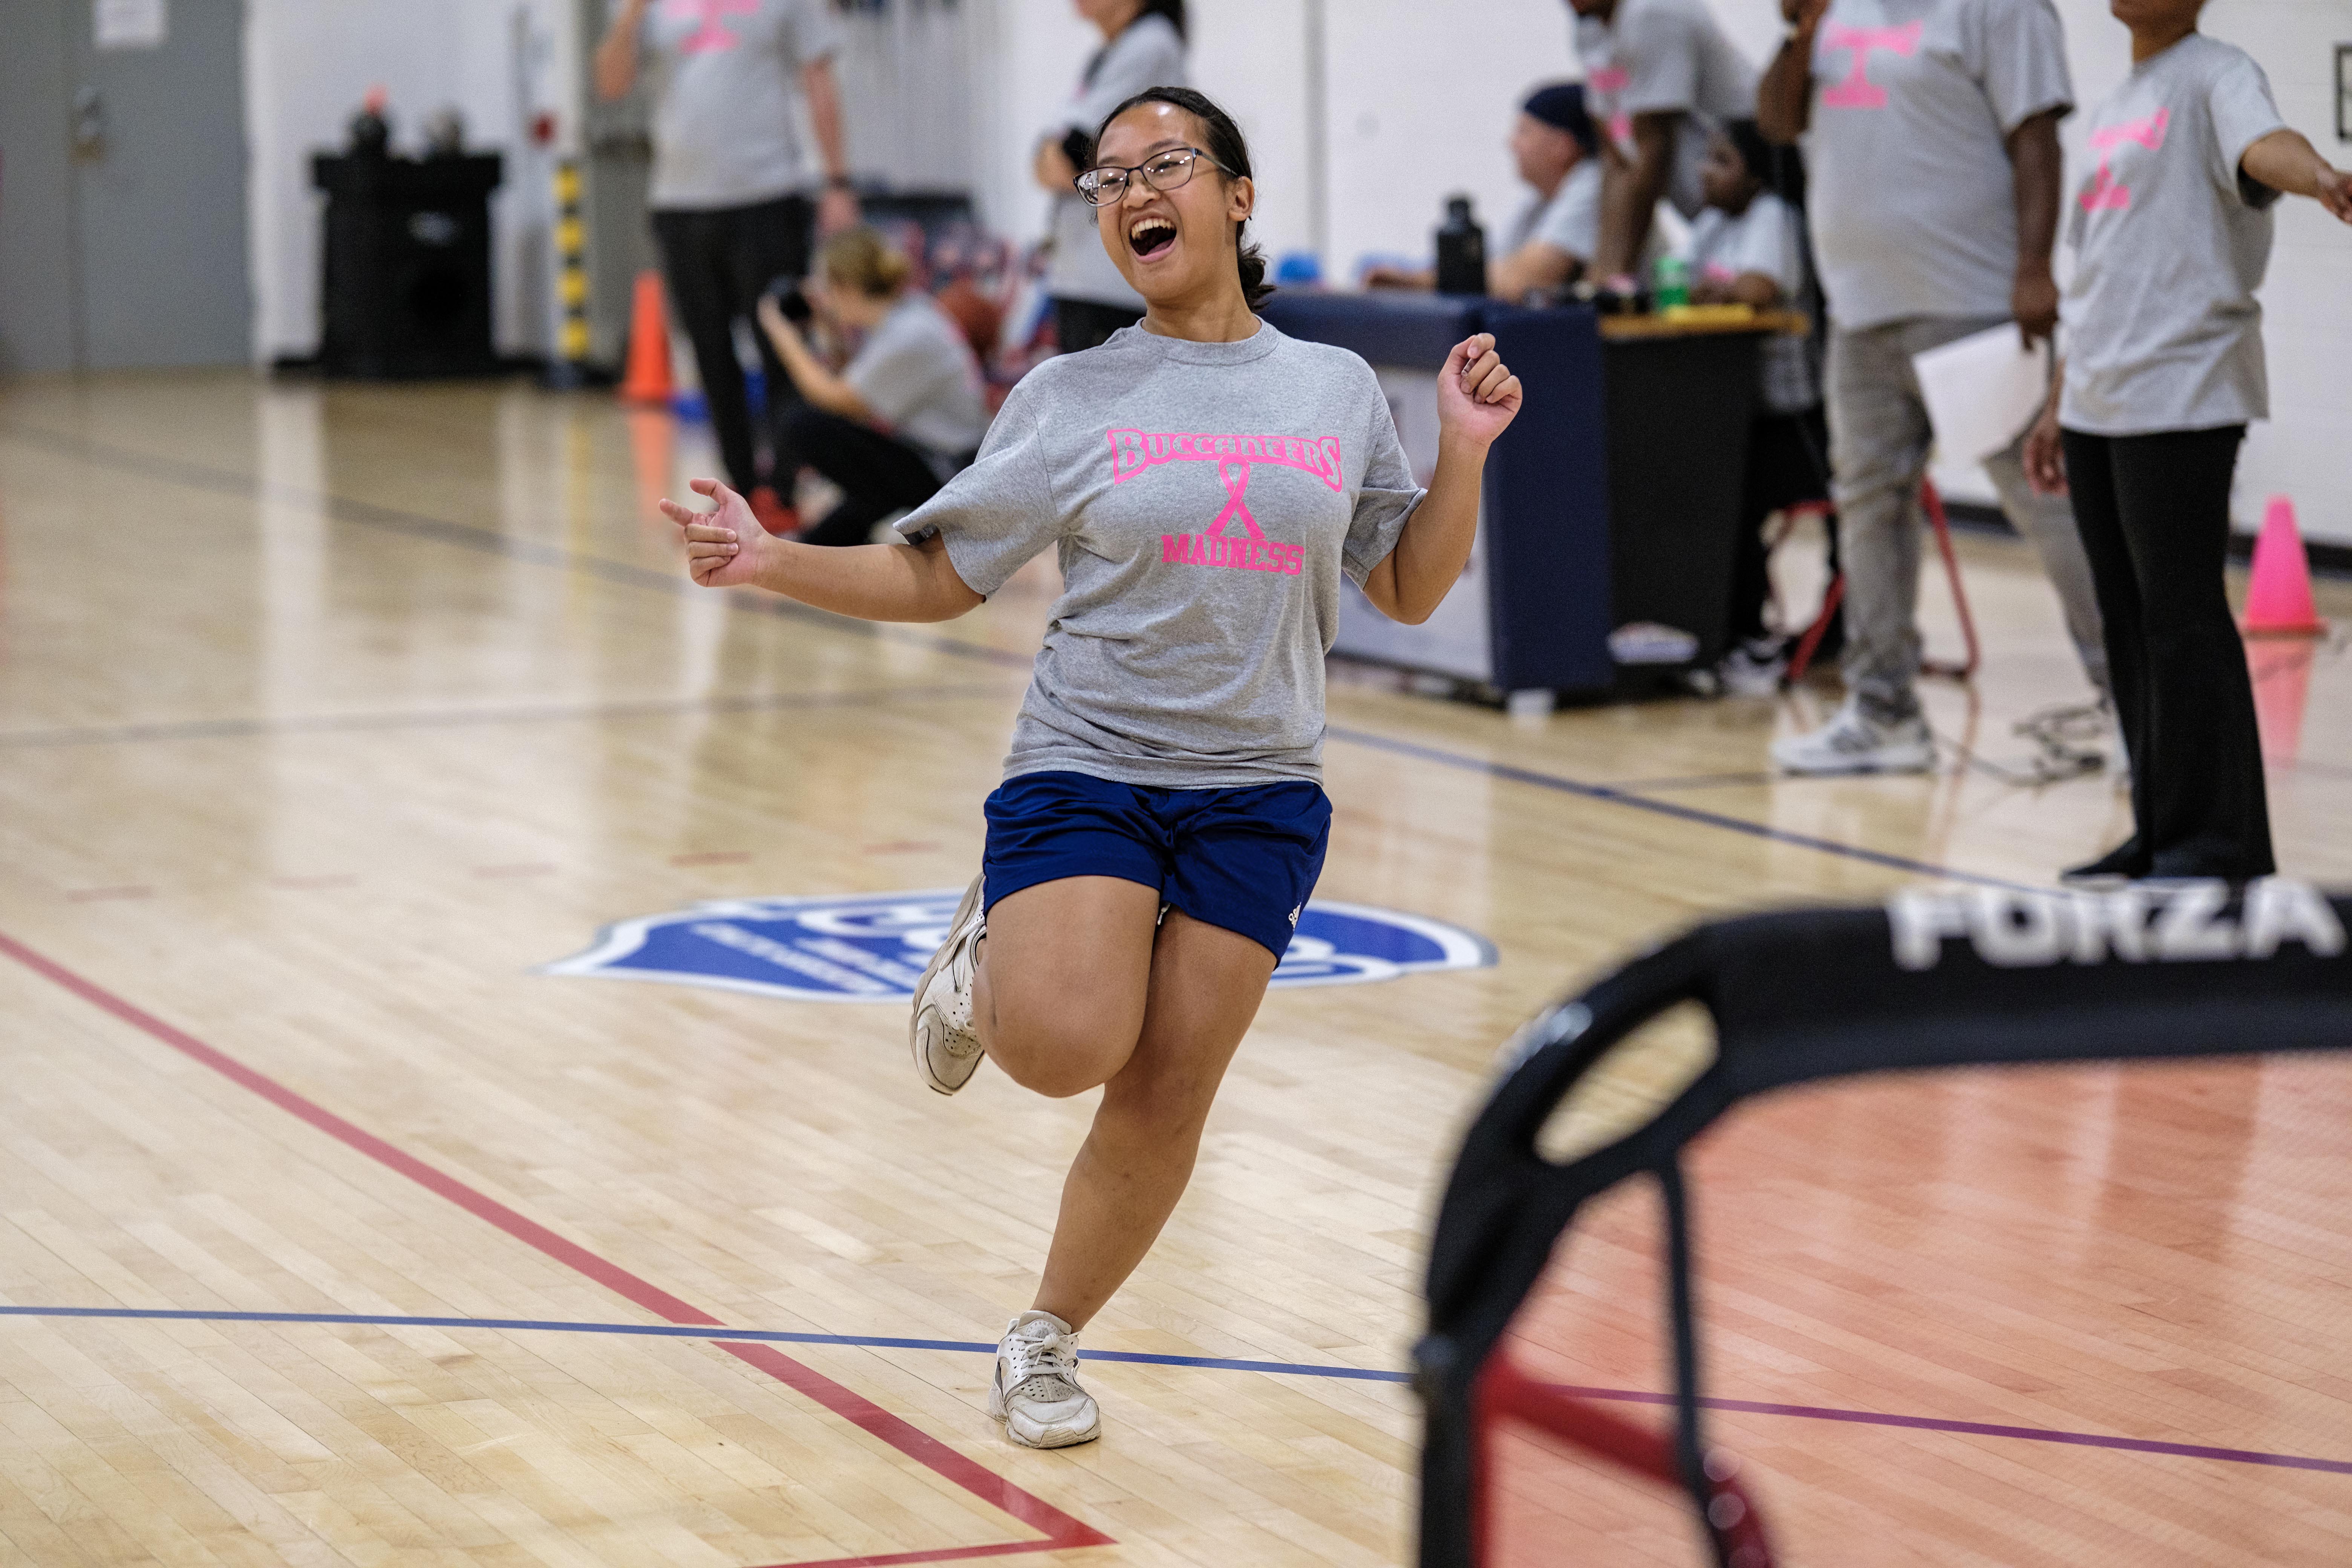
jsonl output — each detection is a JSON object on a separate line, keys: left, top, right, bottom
{"left": 765, "top": 280, "right": 813, "bottom": 325}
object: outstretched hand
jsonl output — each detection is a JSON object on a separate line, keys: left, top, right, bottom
{"left": 2318, "top": 165, "right": 2352, "bottom": 225}
{"left": 660, "top": 478, "right": 776, "bottom": 588}
{"left": 1435, "top": 333, "right": 1524, "bottom": 452}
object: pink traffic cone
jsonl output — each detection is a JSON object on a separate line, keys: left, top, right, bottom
{"left": 2242, "top": 496, "right": 2324, "bottom": 636}
{"left": 2247, "top": 639, "right": 2316, "bottom": 764}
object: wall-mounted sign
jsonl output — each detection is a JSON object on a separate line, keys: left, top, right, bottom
{"left": 95, "top": 0, "right": 167, "bottom": 50}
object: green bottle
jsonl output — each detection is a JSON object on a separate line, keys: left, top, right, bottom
{"left": 1653, "top": 255, "right": 1690, "bottom": 311}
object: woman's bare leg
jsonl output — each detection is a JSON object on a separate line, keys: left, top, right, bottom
{"left": 975, "top": 884, "right": 1279, "bottom": 1328}
{"left": 974, "top": 876, "right": 1161, "bottom": 1096}
{"left": 1029, "top": 911, "right": 1277, "bottom": 1329}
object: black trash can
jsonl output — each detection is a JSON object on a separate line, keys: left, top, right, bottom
{"left": 312, "top": 153, "right": 503, "bottom": 378}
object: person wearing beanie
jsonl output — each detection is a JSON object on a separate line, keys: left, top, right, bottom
{"left": 1366, "top": 82, "right": 1623, "bottom": 301}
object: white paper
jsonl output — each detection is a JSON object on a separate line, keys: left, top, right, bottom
{"left": 1911, "top": 325, "right": 2049, "bottom": 465}
{"left": 95, "top": 0, "right": 167, "bottom": 50}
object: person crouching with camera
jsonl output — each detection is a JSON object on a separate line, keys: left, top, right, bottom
{"left": 757, "top": 228, "right": 995, "bottom": 547}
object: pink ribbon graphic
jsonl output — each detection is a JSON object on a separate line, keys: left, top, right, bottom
{"left": 666, "top": 0, "right": 756, "bottom": 55}
{"left": 2081, "top": 108, "right": 2170, "bottom": 212}
{"left": 1210, "top": 458, "right": 1263, "bottom": 541}
{"left": 1821, "top": 21, "right": 1922, "bottom": 110}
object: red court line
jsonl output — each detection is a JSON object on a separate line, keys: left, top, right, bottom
{"left": 0, "top": 929, "right": 1113, "bottom": 1563}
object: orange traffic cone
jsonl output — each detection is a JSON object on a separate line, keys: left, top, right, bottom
{"left": 619, "top": 271, "right": 674, "bottom": 405}
{"left": 2242, "top": 495, "right": 2324, "bottom": 636}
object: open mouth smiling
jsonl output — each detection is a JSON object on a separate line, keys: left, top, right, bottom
{"left": 1127, "top": 216, "right": 1178, "bottom": 259}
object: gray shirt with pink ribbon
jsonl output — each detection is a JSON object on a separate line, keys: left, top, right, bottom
{"left": 2059, "top": 34, "right": 2286, "bottom": 436}
{"left": 1802, "top": 0, "right": 2073, "bottom": 331}
{"left": 895, "top": 322, "right": 1424, "bottom": 789}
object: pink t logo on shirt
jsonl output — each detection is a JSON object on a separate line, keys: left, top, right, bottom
{"left": 1587, "top": 66, "right": 1635, "bottom": 148}
{"left": 1107, "top": 429, "right": 1341, "bottom": 577}
{"left": 1820, "top": 21, "right": 1923, "bottom": 110}
{"left": 2081, "top": 107, "right": 2170, "bottom": 211}
{"left": 666, "top": 0, "right": 756, "bottom": 55}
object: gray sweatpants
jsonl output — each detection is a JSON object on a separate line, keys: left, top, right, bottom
{"left": 1825, "top": 315, "right": 2109, "bottom": 718}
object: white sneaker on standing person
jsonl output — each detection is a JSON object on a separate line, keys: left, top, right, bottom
{"left": 2024, "top": 0, "right": 2352, "bottom": 883}
{"left": 1031, "top": 1, "right": 1189, "bottom": 354}
{"left": 665, "top": 87, "right": 1522, "bottom": 1450}
{"left": 1758, "top": 0, "right": 2112, "bottom": 775}
{"left": 1563, "top": 0, "right": 1759, "bottom": 291}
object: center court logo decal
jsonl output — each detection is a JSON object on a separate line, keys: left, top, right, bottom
{"left": 541, "top": 890, "right": 1494, "bottom": 1002}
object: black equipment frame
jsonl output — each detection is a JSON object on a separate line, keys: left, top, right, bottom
{"left": 1416, "top": 881, "right": 2352, "bottom": 1566}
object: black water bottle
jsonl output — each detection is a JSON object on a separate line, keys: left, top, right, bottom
{"left": 1434, "top": 195, "right": 1486, "bottom": 296}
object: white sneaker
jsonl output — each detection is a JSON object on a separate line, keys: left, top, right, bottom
{"left": 910, "top": 875, "right": 986, "bottom": 1095}
{"left": 988, "top": 1310, "right": 1100, "bottom": 1449}
{"left": 1717, "top": 637, "right": 1790, "bottom": 697}
{"left": 1771, "top": 697, "right": 1935, "bottom": 775}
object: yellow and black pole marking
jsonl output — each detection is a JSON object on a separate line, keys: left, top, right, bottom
{"left": 553, "top": 160, "right": 591, "bottom": 383}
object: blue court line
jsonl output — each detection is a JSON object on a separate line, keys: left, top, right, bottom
{"left": 0, "top": 421, "right": 2031, "bottom": 889}
{"left": 0, "top": 683, "right": 1021, "bottom": 750}
{"left": 0, "top": 1305, "right": 1403, "bottom": 1383}
{"left": 1326, "top": 726, "right": 2035, "bottom": 891}
{"left": 7, "top": 1306, "right": 2345, "bottom": 1475}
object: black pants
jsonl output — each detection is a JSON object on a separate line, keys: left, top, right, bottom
{"left": 1054, "top": 297, "right": 1143, "bottom": 354}
{"left": 2060, "top": 425, "right": 2273, "bottom": 879}
{"left": 789, "top": 408, "right": 949, "bottom": 548}
{"left": 1730, "top": 406, "right": 1842, "bottom": 651}
{"left": 651, "top": 195, "right": 812, "bottom": 494}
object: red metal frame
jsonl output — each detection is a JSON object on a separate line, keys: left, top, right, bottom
{"left": 1471, "top": 1352, "right": 1774, "bottom": 1568}
{"left": 1783, "top": 480, "right": 1981, "bottom": 686}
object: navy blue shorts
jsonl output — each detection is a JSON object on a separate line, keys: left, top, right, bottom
{"left": 981, "top": 771, "right": 1332, "bottom": 959}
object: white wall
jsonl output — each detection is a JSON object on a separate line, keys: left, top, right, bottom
{"left": 243, "top": 0, "right": 577, "bottom": 363}
{"left": 966, "top": 0, "right": 2352, "bottom": 542}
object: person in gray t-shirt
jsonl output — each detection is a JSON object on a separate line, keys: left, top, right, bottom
{"left": 1033, "top": 1, "right": 1189, "bottom": 352}
{"left": 1759, "top": 0, "right": 2113, "bottom": 778}
{"left": 2021, "top": 9, "right": 2352, "bottom": 883}
{"left": 1566, "top": 0, "right": 1759, "bottom": 286}
{"left": 664, "top": 87, "right": 1525, "bottom": 1455}
{"left": 1363, "top": 82, "right": 1618, "bottom": 302}
{"left": 755, "top": 228, "right": 994, "bottom": 548}
{"left": 596, "top": 0, "right": 858, "bottom": 529}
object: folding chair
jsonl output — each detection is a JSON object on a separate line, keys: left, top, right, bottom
{"left": 1416, "top": 881, "right": 2352, "bottom": 1566}
{"left": 1784, "top": 478, "right": 1983, "bottom": 685}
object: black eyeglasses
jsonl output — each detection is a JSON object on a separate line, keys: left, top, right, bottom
{"left": 1073, "top": 146, "right": 1231, "bottom": 207}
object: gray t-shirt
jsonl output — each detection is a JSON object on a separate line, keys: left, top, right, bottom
{"left": 641, "top": 0, "right": 842, "bottom": 211}
{"left": 1528, "top": 158, "right": 1604, "bottom": 263}
{"left": 1804, "top": 0, "right": 2073, "bottom": 330}
{"left": 847, "top": 294, "right": 994, "bottom": 479}
{"left": 2058, "top": 35, "right": 2286, "bottom": 436}
{"left": 1575, "top": 0, "right": 1758, "bottom": 220}
{"left": 894, "top": 323, "right": 1426, "bottom": 788}
{"left": 1525, "top": 158, "right": 1667, "bottom": 278}
{"left": 1045, "top": 14, "right": 1188, "bottom": 308}
{"left": 1686, "top": 193, "right": 1819, "bottom": 413}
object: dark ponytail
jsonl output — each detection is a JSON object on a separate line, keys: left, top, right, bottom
{"left": 1096, "top": 86, "right": 1274, "bottom": 309}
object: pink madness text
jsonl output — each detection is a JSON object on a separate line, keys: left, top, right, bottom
{"left": 2082, "top": 108, "right": 2170, "bottom": 211}
{"left": 1820, "top": 21, "right": 1922, "bottom": 110}
{"left": 1108, "top": 429, "right": 1344, "bottom": 577}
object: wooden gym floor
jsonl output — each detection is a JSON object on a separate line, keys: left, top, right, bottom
{"left": 0, "top": 372, "right": 2347, "bottom": 1567}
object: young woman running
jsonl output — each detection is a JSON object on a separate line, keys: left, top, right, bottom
{"left": 665, "top": 86, "right": 1522, "bottom": 1449}
{"left": 2025, "top": 0, "right": 2352, "bottom": 881}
